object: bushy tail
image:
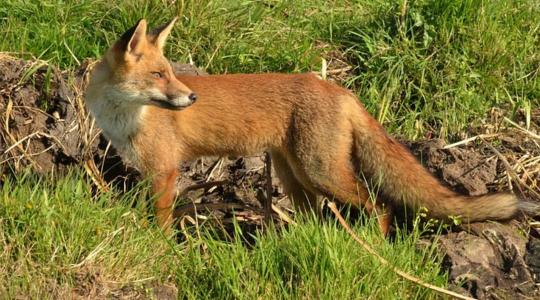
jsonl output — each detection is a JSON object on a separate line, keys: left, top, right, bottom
{"left": 351, "top": 110, "right": 537, "bottom": 222}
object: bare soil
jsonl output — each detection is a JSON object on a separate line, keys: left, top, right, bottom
{"left": 1, "top": 54, "right": 539, "bottom": 299}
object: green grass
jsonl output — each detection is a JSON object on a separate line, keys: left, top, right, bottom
{"left": 0, "top": 172, "right": 446, "bottom": 299}
{"left": 1, "top": 0, "right": 538, "bottom": 138}
{"left": 1, "top": 0, "right": 538, "bottom": 298}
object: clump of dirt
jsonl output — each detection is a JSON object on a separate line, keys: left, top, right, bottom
{"left": 0, "top": 54, "right": 84, "bottom": 174}
{"left": 409, "top": 132, "right": 540, "bottom": 299}
{"left": 171, "top": 154, "right": 289, "bottom": 246}
{"left": 1, "top": 54, "right": 539, "bottom": 299}
{"left": 409, "top": 129, "right": 540, "bottom": 204}
{"left": 419, "top": 221, "right": 537, "bottom": 299}
{"left": 409, "top": 139, "right": 497, "bottom": 196}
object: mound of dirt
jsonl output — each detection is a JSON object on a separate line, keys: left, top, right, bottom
{"left": 1, "top": 54, "right": 539, "bottom": 299}
{"left": 0, "top": 55, "right": 83, "bottom": 174}
{"left": 409, "top": 135, "right": 540, "bottom": 299}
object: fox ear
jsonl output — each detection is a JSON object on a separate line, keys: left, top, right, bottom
{"left": 151, "top": 17, "right": 177, "bottom": 50}
{"left": 115, "top": 19, "right": 147, "bottom": 57}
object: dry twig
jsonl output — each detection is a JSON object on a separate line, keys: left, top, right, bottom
{"left": 479, "top": 136, "right": 540, "bottom": 200}
{"left": 443, "top": 133, "right": 499, "bottom": 149}
{"left": 173, "top": 203, "right": 243, "bottom": 218}
{"left": 271, "top": 204, "right": 296, "bottom": 225}
{"left": 264, "top": 152, "right": 273, "bottom": 222}
{"left": 178, "top": 180, "right": 229, "bottom": 197}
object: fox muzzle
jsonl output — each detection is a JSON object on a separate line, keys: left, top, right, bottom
{"left": 150, "top": 93, "right": 196, "bottom": 110}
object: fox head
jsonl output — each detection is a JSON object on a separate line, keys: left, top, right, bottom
{"left": 95, "top": 18, "right": 196, "bottom": 110}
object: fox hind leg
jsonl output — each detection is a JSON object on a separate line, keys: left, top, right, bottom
{"left": 292, "top": 128, "right": 393, "bottom": 235}
{"left": 310, "top": 163, "right": 393, "bottom": 235}
{"left": 271, "top": 151, "right": 320, "bottom": 215}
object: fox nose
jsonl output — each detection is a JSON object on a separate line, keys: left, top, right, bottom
{"left": 188, "top": 92, "right": 197, "bottom": 102}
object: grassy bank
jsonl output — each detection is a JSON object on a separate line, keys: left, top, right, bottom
{"left": 0, "top": 172, "right": 446, "bottom": 298}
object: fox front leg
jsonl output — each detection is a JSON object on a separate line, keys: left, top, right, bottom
{"left": 152, "top": 169, "right": 179, "bottom": 233}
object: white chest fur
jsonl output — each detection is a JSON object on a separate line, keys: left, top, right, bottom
{"left": 87, "top": 98, "right": 146, "bottom": 169}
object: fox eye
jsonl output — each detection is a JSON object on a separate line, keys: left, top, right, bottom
{"left": 151, "top": 71, "right": 163, "bottom": 79}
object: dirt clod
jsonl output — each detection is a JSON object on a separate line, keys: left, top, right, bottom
{"left": 0, "top": 56, "right": 82, "bottom": 173}
{"left": 409, "top": 139, "right": 498, "bottom": 196}
{"left": 410, "top": 138, "right": 540, "bottom": 299}
{"left": 432, "top": 222, "right": 538, "bottom": 299}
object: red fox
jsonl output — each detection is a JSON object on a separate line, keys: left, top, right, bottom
{"left": 85, "top": 19, "right": 536, "bottom": 235}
